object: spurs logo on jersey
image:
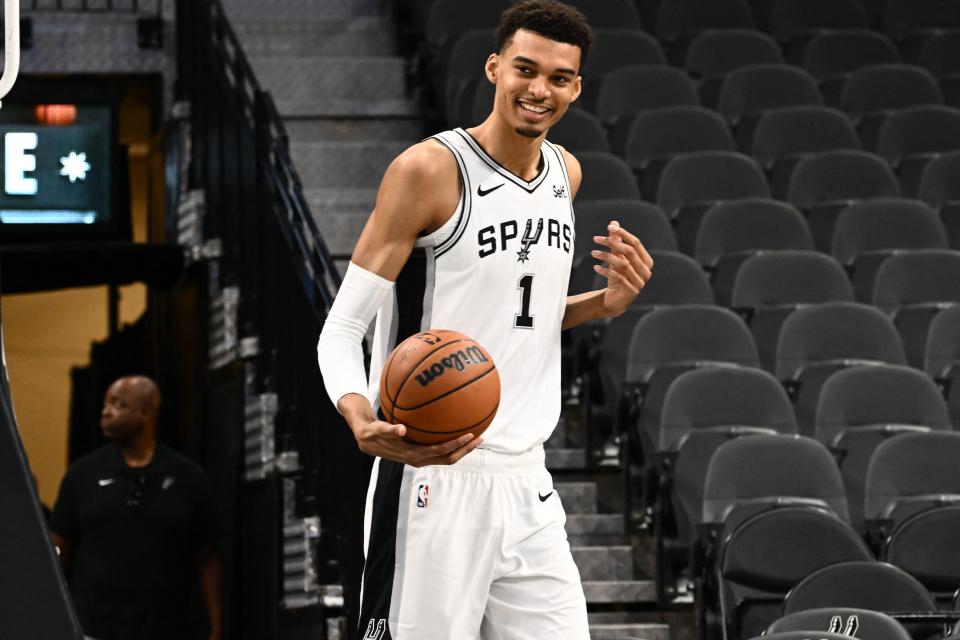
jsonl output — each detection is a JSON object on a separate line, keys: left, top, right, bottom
{"left": 369, "top": 128, "right": 576, "bottom": 454}
{"left": 363, "top": 619, "right": 387, "bottom": 640}
{"left": 828, "top": 615, "right": 860, "bottom": 636}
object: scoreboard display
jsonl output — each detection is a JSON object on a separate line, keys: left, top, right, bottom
{"left": 0, "top": 104, "right": 112, "bottom": 227}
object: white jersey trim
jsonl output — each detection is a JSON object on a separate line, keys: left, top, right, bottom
{"left": 453, "top": 128, "right": 552, "bottom": 193}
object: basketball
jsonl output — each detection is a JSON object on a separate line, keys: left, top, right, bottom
{"left": 379, "top": 329, "right": 500, "bottom": 445}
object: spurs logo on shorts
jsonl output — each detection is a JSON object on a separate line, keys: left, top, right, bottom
{"left": 362, "top": 618, "right": 387, "bottom": 640}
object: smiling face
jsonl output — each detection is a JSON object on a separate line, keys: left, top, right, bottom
{"left": 486, "top": 29, "right": 583, "bottom": 139}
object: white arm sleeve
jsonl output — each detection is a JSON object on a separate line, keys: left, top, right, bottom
{"left": 317, "top": 262, "right": 394, "bottom": 409}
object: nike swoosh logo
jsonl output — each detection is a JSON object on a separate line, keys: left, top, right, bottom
{"left": 98, "top": 478, "right": 115, "bottom": 487}
{"left": 477, "top": 183, "right": 505, "bottom": 197}
{"left": 538, "top": 491, "right": 554, "bottom": 502}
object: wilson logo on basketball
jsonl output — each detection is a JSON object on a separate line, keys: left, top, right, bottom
{"left": 415, "top": 346, "right": 489, "bottom": 387}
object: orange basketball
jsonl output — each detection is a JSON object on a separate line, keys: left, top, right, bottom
{"left": 380, "top": 329, "right": 500, "bottom": 445}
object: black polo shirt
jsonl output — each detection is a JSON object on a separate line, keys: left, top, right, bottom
{"left": 51, "top": 443, "right": 218, "bottom": 640}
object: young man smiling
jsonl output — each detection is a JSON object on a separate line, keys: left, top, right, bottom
{"left": 317, "top": 1, "right": 654, "bottom": 637}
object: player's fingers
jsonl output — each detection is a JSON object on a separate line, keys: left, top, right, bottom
{"left": 594, "top": 264, "right": 640, "bottom": 294}
{"left": 608, "top": 225, "right": 654, "bottom": 269}
{"left": 594, "top": 251, "right": 649, "bottom": 289}
{"left": 373, "top": 421, "right": 406, "bottom": 439}
{"left": 424, "top": 433, "right": 475, "bottom": 457}
{"left": 424, "top": 436, "right": 484, "bottom": 466}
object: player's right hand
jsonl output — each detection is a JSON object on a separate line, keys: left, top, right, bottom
{"left": 352, "top": 419, "right": 483, "bottom": 468}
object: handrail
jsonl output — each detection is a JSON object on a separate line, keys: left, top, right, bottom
{"left": 0, "top": 0, "right": 20, "bottom": 104}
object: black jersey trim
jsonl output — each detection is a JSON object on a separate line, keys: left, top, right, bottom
{"left": 454, "top": 128, "right": 551, "bottom": 193}
{"left": 431, "top": 134, "right": 473, "bottom": 259}
{"left": 395, "top": 249, "right": 429, "bottom": 341}
{"left": 545, "top": 140, "right": 576, "bottom": 226}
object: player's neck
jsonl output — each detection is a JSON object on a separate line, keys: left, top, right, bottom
{"left": 468, "top": 116, "right": 545, "bottom": 181}
{"left": 118, "top": 431, "right": 157, "bottom": 468}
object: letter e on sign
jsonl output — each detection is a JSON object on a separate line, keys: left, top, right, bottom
{"left": 6, "top": 132, "right": 39, "bottom": 196}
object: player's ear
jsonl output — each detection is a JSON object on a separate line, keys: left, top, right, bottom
{"left": 570, "top": 76, "right": 583, "bottom": 103}
{"left": 485, "top": 53, "right": 499, "bottom": 85}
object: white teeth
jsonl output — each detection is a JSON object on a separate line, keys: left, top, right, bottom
{"left": 519, "top": 101, "right": 548, "bottom": 114}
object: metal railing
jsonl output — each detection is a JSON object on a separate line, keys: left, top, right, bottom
{"left": 22, "top": 0, "right": 160, "bottom": 12}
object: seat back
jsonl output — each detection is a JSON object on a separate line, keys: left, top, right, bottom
{"left": 547, "top": 108, "right": 610, "bottom": 153}
{"left": 579, "top": 29, "right": 664, "bottom": 112}
{"left": 573, "top": 200, "right": 676, "bottom": 261}
{"left": 783, "top": 561, "right": 938, "bottom": 614}
{"left": 885, "top": 506, "right": 960, "bottom": 596}
{"left": 802, "top": 31, "right": 900, "bottom": 78}
{"left": 831, "top": 199, "right": 947, "bottom": 266}
{"left": 840, "top": 64, "right": 943, "bottom": 114}
{"left": 656, "top": 0, "right": 756, "bottom": 40}
{"left": 768, "top": 607, "right": 913, "bottom": 640}
{"left": 786, "top": 151, "right": 900, "bottom": 209}
{"left": 596, "top": 66, "right": 699, "bottom": 123}
{"left": 717, "top": 64, "right": 823, "bottom": 124}
{"left": 925, "top": 305, "right": 960, "bottom": 377}
{"left": 625, "top": 107, "right": 735, "bottom": 166}
{"left": 656, "top": 151, "right": 768, "bottom": 218}
{"left": 685, "top": 29, "right": 783, "bottom": 78}
{"left": 768, "top": 0, "right": 869, "bottom": 39}
{"left": 875, "top": 106, "right": 960, "bottom": 164}
{"left": 695, "top": 199, "right": 814, "bottom": 266}
{"left": 575, "top": 152, "right": 640, "bottom": 201}
{"left": 918, "top": 151, "right": 960, "bottom": 207}
{"left": 747, "top": 107, "right": 859, "bottom": 163}
{"left": 883, "top": 0, "right": 960, "bottom": 40}
{"left": 732, "top": 251, "right": 853, "bottom": 308}
{"left": 873, "top": 249, "right": 960, "bottom": 312}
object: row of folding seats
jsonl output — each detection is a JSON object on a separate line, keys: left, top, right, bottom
{"left": 405, "top": 0, "right": 960, "bottom": 51}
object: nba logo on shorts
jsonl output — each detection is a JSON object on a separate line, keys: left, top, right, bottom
{"left": 417, "top": 484, "right": 429, "bottom": 508}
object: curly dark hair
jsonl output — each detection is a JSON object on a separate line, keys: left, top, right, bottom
{"left": 495, "top": 0, "right": 593, "bottom": 71}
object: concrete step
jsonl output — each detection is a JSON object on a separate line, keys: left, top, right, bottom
{"left": 582, "top": 580, "right": 657, "bottom": 604}
{"left": 232, "top": 17, "right": 397, "bottom": 57}
{"left": 222, "top": 0, "right": 381, "bottom": 20}
{"left": 250, "top": 56, "right": 417, "bottom": 117}
{"left": 309, "top": 211, "right": 367, "bottom": 257}
{"left": 566, "top": 513, "right": 623, "bottom": 537}
{"left": 283, "top": 118, "right": 424, "bottom": 143}
{"left": 555, "top": 481, "right": 597, "bottom": 515}
{"left": 590, "top": 623, "right": 671, "bottom": 640}
{"left": 572, "top": 545, "right": 633, "bottom": 582}
{"left": 291, "top": 141, "right": 407, "bottom": 189}
{"left": 546, "top": 447, "right": 587, "bottom": 470}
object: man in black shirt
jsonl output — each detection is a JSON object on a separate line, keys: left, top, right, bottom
{"left": 51, "top": 376, "right": 222, "bottom": 640}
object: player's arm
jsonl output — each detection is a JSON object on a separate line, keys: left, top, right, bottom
{"left": 318, "top": 141, "right": 484, "bottom": 467}
{"left": 558, "top": 147, "right": 654, "bottom": 331}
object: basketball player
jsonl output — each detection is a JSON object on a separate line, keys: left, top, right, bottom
{"left": 317, "top": 1, "right": 653, "bottom": 637}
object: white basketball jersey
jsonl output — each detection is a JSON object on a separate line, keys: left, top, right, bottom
{"left": 368, "top": 128, "right": 576, "bottom": 454}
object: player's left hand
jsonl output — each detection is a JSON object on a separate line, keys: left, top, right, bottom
{"left": 592, "top": 221, "right": 654, "bottom": 316}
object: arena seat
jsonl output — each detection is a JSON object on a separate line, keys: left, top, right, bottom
{"left": 694, "top": 199, "right": 814, "bottom": 305}
{"left": 917, "top": 151, "right": 960, "bottom": 249}
{"left": 831, "top": 199, "right": 948, "bottom": 301}
{"left": 425, "top": 0, "right": 508, "bottom": 49}
{"left": 872, "top": 250, "right": 960, "bottom": 366}
{"left": 621, "top": 106, "right": 735, "bottom": 198}
{"left": 564, "top": 0, "right": 643, "bottom": 29}
{"left": 874, "top": 106, "right": 960, "bottom": 197}
{"left": 784, "top": 150, "right": 901, "bottom": 251}
{"left": 767, "top": 607, "right": 913, "bottom": 640}
{"left": 655, "top": 151, "right": 769, "bottom": 254}
{"left": 864, "top": 431, "right": 960, "bottom": 527}
{"left": 684, "top": 30, "right": 784, "bottom": 108}
{"left": 732, "top": 251, "right": 854, "bottom": 371}
{"left": 775, "top": 302, "right": 907, "bottom": 435}
{"left": 883, "top": 506, "right": 960, "bottom": 602}
{"left": 767, "top": 0, "right": 869, "bottom": 52}
{"left": 782, "top": 561, "right": 938, "bottom": 630}
{"left": 801, "top": 30, "right": 900, "bottom": 90}
{"left": 913, "top": 31, "right": 960, "bottom": 107}
{"left": 815, "top": 364, "right": 952, "bottom": 531}
{"left": 838, "top": 65, "right": 943, "bottom": 150}
{"left": 573, "top": 200, "right": 676, "bottom": 264}
{"left": 883, "top": 0, "right": 960, "bottom": 42}
{"left": 547, "top": 107, "right": 610, "bottom": 153}
{"left": 925, "top": 305, "right": 960, "bottom": 429}
{"left": 574, "top": 152, "right": 640, "bottom": 202}
{"left": 715, "top": 64, "right": 823, "bottom": 126}
{"left": 743, "top": 106, "right": 859, "bottom": 197}
{"left": 655, "top": 0, "right": 756, "bottom": 44}
{"left": 443, "top": 30, "right": 494, "bottom": 124}
{"left": 595, "top": 65, "right": 700, "bottom": 125}
{"left": 578, "top": 29, "right": 666, "bottom": 113}
{"left": 709, "top": 507, "right": 871, "bottom": 640}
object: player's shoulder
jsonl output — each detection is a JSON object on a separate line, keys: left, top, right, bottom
{"left": 386, "top": 138, "right": 458, "bottom": 186}
{"left": 550, "top": 142, "right": 582, "bottom": 190}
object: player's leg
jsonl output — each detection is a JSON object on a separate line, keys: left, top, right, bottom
{"left": 481, "top": 467, "right": 590, "bottom": 640}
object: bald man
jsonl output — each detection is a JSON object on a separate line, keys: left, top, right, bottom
{"left": 51, "top": 376, "right": 222, "bottom": 640}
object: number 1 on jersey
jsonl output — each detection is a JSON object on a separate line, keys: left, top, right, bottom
{"left": 515, "top": 274, "right": 535, "bottom": 329}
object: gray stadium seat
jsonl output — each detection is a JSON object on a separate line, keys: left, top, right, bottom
{"left": 655, "top": 151, "right": 769, "bottom": 254}
{"left": 575, "top": 152, "right": 640, "bottom": 202}
{"left": 578, "top": 29, "right": 665, "bottom": 113}
{"left": 564, "top": 0, "right": 642, "bottom": 28}
{"left": 712, "top": 508, "right": 872, "bottom": 640}
{"left": 913, "top": 31, "right": 960, "bottom": 78}
{"left": 425, "top": 0, "right": 508, "bottom": 48}
{"left": 621, "top": 107, "right": 735, "bottom": 198}
{"left": 785, "top": 150, "right": 901, "bottom": 251}
{"left": 767, "top": 608, "right": 913, "bottom": 640}
{"left": 883, "top": 0, "right": 960, "bottom": 41}
{"left": 595, "top": 65, "right": 700, "bottom": 125}
{"left": 884, "top": 506, "right": 960, "bottom": 602}
{"left": 702, "top": 434, "right": 850, "bottom": 533}
{"left": 815, "top": 364, "right": 952, "bottom": 531}
{"left": 732, "top": 251, "right": 854, "bottom": 371}
{"left": 864, "top": 431, "right": 960, "bottom": 526}
{"left": 656, "top": 0, "right": 756, "bottom": 43}
{"left": 768, "top": 0, "right": 869, "bottom": 45}
{"left": 782, "top": 561, "right": 938, "bottom": 620}
{"left": 873, "top": 250, "right": 960, "bottom": 366}
{"left": 925, "top": 305, "right": 960, "bottom": 429}
{"left": 444, "top": 30, "right": 495, "bottom": 124}
{"left": 573, "top": 200, "right": 676, "bottom": 263}
{"left": 801, "top": 30, "right": 900, "bottom": 81}
{"left": 547, "top": 107, "right": 610, "bottom": 153}
{"left": 831, "top": 199, "right": 948, "bottom": 302}
{"left": 776, "top": 302, "right": 907, "bottom": 435}
{"left": 917, "top": 151, "right": 960, "bottom": 249}
{"left": 684, "top": 30, "right": 784, "bottom": 107}
{"left": 694, "top": 199, "right": 814, "bottom": 305}
{"left": 744, "top": 107, "right": 859, "bottom": 197}
{"left": 716, "top": 64, "right": 824, "bottom": 126}
{"left": 874, "top": 106, "right": 960, "bottom": 197}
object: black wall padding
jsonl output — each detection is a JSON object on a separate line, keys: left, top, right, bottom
{"left": 0, "top": 331, "right": 84, "bottom": 639}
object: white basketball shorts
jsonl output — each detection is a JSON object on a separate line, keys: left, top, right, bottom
{"left": 357, "top": 445, "right": 589, "bottom": 639}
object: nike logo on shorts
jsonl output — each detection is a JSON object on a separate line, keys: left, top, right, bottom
{"left": 98, "top": 478, "right": 115, "bottom": 487}
{"left": 538, "top": 491, "right": 554, "bottom": 502}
